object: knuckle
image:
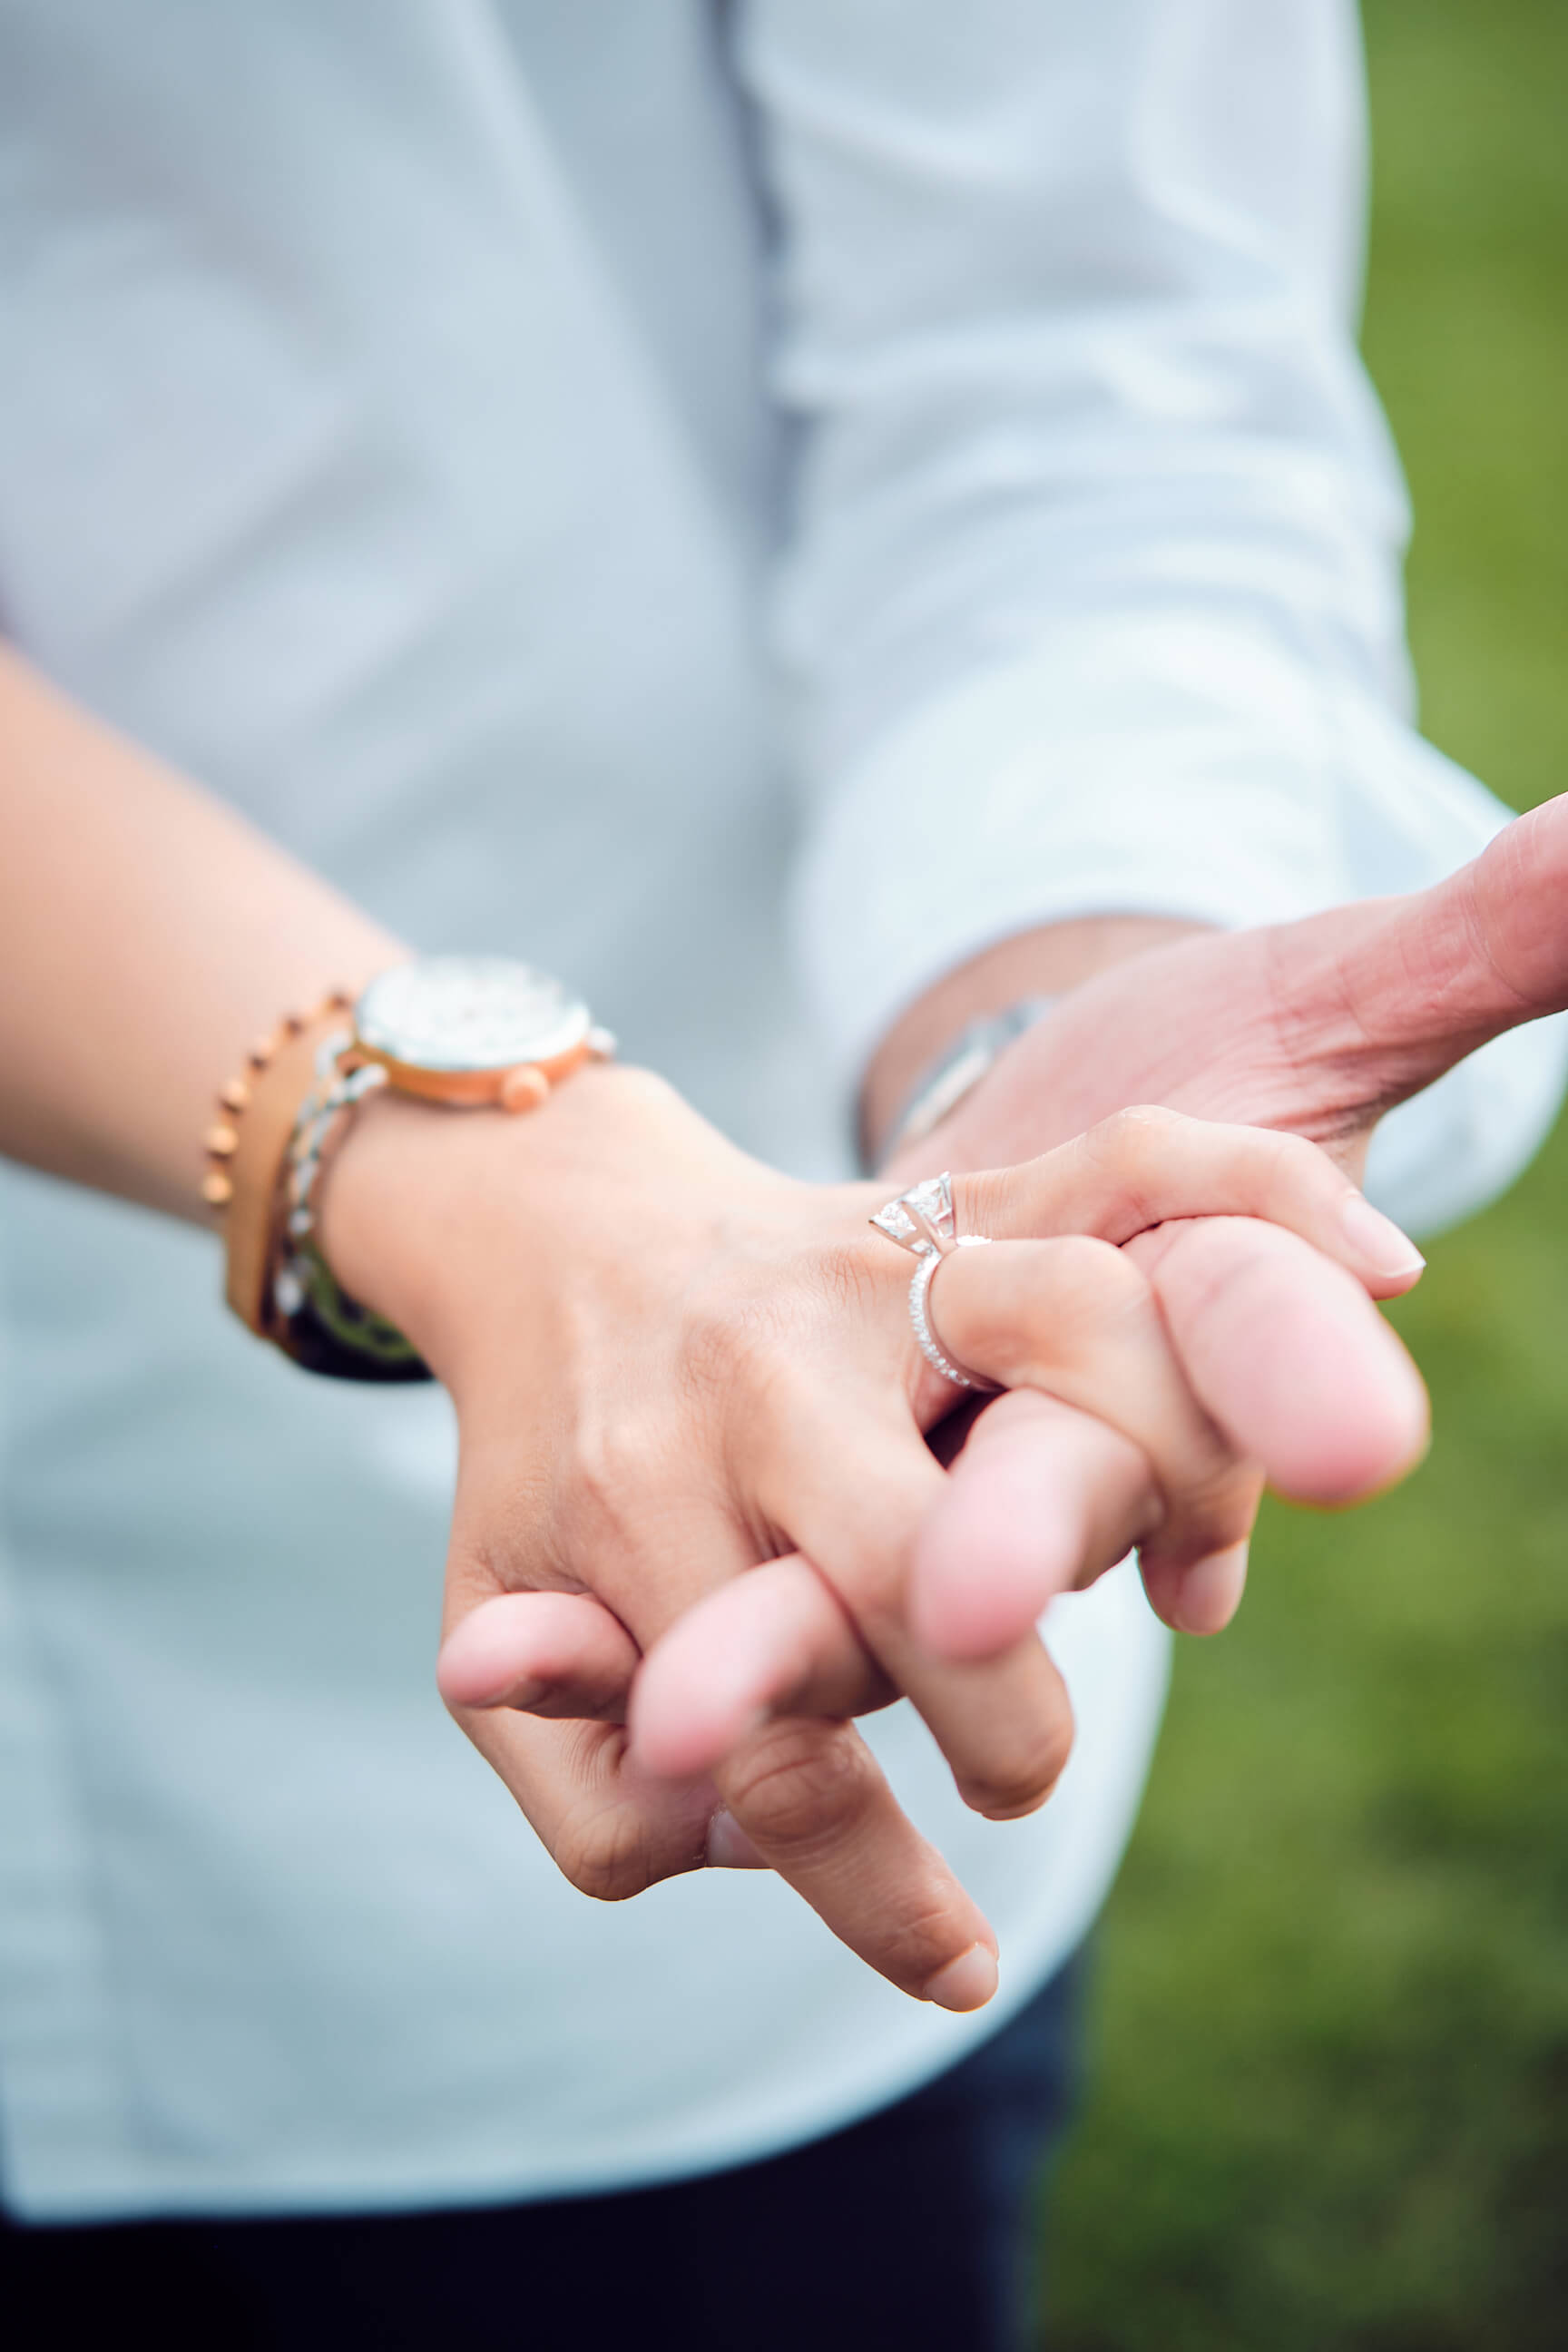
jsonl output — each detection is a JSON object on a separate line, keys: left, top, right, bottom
{"left": 720, "top": 1719, "right": 874, "bottom": 1857}
{"left": 1100, "top": 1102, "right": 1187, "bottom": 1159}
{"left": 1088, "top": 1105, "right": 1189, "bottom": 1229}
{"left": 1162, "top": 1456, "right": 1260, "bottom": 1538}
{"left": 555, "top": 1802, "right": 664, "bottom": 1904}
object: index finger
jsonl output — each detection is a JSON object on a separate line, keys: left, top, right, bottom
{"left": 715, "top": 1715, "right": 1000, "bottom": 2009}
{"left": 955, "top": 1107, "right": 1425, "bottom": 1297}
{"left": 456, "top": 1694, "right": 998, "bottom": 2009}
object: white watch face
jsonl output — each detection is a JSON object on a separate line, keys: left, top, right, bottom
{"left": 355, "top": 957, "right": 591, "bottom": 1074}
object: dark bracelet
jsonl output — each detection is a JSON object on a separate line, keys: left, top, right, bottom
{"left": 270, "top": 1033, "right": 433, "bottom": 1383}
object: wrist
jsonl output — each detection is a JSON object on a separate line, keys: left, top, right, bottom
{"left": 860, "top": 915, "right": 1210, "bottom": 1168}
{"left": 254, "top": 950, "right": 619, "bottom": 1387}
{"left": 309, "top": 1084, "right": 445, "bottom": 1347}
{"left": 314, "top": 1060, "right": 671, "bottom": 1392}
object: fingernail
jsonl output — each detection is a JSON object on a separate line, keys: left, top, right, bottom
{"left": 1340, "top": 1192, "right": 1426, "bottom": 1279}
{"left": 1172, "top": 1541, "right": 1250, "bottom": 1635}
{"left": 922, "top": 1943, "right": 999, "bottom": 2012}
{"left": 706, "top": 1808, "right": 768, "bottom": 1870}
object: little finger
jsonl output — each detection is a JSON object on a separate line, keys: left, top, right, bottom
{"left": 714, "top": 1715, "right": 1000, "bottom": 2009}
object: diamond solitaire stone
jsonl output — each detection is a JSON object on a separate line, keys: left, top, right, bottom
{"left": 869, "top": 1171, "right": 958, "bottom": 1257}
{"left": 870, "top": 1199, "right": 919, "bottom": 1247}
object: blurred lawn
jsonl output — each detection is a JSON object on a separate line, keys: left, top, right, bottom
{"left": 1044, "top": 5, "right": 1568, "bottom": 2345}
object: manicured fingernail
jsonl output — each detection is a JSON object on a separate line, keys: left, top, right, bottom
{"left": 1340, "top": 1192, "right": 1426, "bottom": 1279}
{"left": 1172, "top": 1541, "right": 1250, "bottom": 1635}
{"left": 923, "top": 1944, "right": 999, "bottom": 2012}
{"left": 706, "top": 1808, "right": 768, "bottom": 1870}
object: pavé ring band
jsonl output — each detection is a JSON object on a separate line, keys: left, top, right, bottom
{"left": 869, "top": 1172, "right": 1002, "bottom": 1395}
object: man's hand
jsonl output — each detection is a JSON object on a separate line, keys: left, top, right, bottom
{"left": 339, "top": 1066, "right": 1422, "bottom": 2006}
{"left": 892, "top": 790, "right": 1568, "bottom": 1652}
{"left": 624, "top": 794, "right": 1568, "bottom": 1775}
{"left": 934, "top": 791, "right": 1568, "bottom": 1179}
{"left": 432, "top": 792, "right": 1568, "bottom": 2000}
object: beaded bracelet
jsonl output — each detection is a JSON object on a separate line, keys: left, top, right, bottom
{"left": 204, "top": 993, "right": 357, "bottom": 1340}
{"left": 201, "top": 989, "right": 355, "bottom": 1213}
{"left": 202, "top": 990, "right": 430, "bottom": 1382}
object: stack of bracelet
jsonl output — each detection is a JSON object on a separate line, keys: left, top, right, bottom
{"left": 203, "top": 991, "right": 430, "bottom": 1382}
{"left": 273, "top": 1031, "right": 427, "bottom": 1377}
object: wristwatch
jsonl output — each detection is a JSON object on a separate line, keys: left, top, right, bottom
{"left": 211, "top": 957, "right": 615, "bottom": 1383}
{"left": 274, "top": 956, "right": 618, "bottom": 1374}
{"left": 351, "top": 956, "right": 616, "bottom": 1111}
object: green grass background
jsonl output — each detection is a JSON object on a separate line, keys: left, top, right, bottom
{"left": 1044, "top": 5, "right": 1568, "bottom": 2344}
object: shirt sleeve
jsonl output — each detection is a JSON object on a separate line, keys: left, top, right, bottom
{"left": 738, "top": 0, "right": 1567, "bottom": 1230}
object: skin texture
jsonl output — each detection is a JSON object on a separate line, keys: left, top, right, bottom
{"left": 454, "top": 798, "right": 1568, "bottom": 1999}
{"left": 2, "top": 636, "right": 1562, "bottom": 2004}
{"left": 326, "top": 1079, "right": 1425, "bottom": 2004}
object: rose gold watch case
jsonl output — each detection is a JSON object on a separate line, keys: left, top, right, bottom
{"left": 352, "top": 1034, "right": 601, "bottom": 1108}
{"left": 351, "top": 957, "right": 612, "bottom": 1112}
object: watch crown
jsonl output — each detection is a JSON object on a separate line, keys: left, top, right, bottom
{"left": 499, "top": 1065, "right": 552, "bottom": 1114}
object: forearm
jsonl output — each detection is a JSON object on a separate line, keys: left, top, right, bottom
{"left": 0, "top": 645, "right": 401, "bottom": 1220}
{"left": 861, "top": 915, "right": 1210, "bottom": 1169}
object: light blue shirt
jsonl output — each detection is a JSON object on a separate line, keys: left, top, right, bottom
{"left": 0, "top": 0, "right": 1561, "bottom": 2219}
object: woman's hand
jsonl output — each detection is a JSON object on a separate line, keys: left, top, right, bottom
{"left": 322, "top": 1065, "right": 1427, "bottom": 2004}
